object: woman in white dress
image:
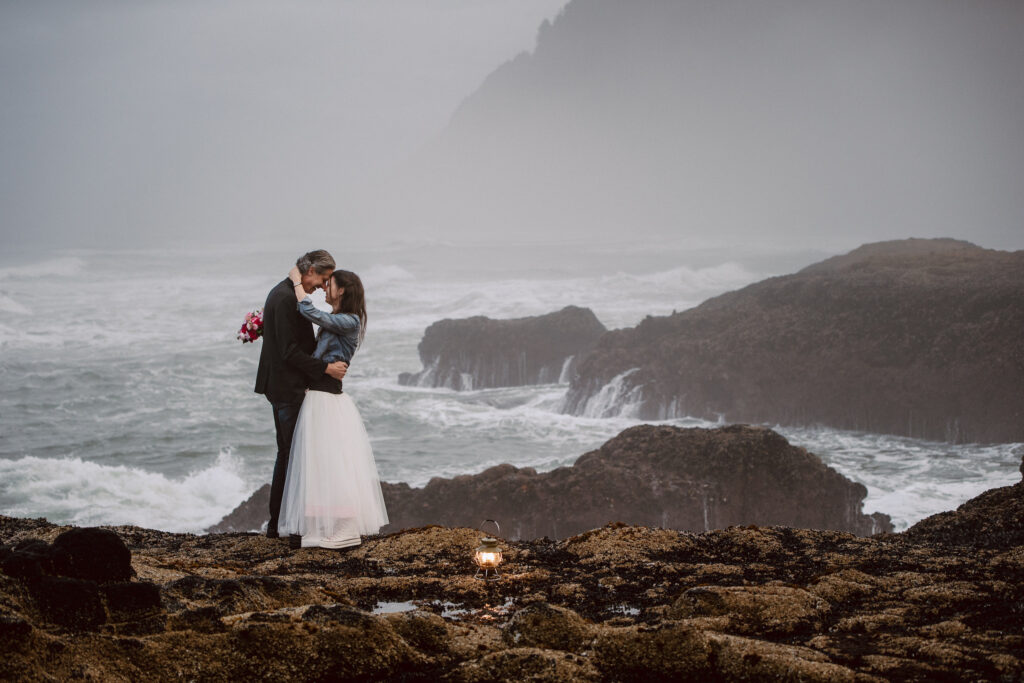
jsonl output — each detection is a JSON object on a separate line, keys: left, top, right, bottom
{"left": 277, "top": 266, "right": 389, "bottom": 549}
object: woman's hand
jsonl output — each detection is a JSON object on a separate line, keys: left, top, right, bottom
{"left": 289, "top": 265, "right": 306, "bottom": 301}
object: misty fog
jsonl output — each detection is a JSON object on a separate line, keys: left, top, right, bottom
{"left": 370, "top": 0, "right": 1024, "bottom": 252}
{"left": 2, "top": 0, "right": 1022, "bottom": 254}
{"left": 0, "top": 0, "right": 568, "bottom": 250}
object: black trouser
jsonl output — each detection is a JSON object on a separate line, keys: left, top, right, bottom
{"left": 268, "top": 399, "right": 303, "bottom": 535}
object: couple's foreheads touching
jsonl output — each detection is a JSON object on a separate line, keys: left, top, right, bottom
{"left": 296, "top": 250, "right": 366, "bottom": 330}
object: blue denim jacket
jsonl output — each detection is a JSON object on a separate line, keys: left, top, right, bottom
{"left": 297, "top": 297, "right": 360, "bottom": 364}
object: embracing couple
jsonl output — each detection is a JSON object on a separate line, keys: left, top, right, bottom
{"left": 254, "top": 249, "right": 389, "bottom": 549}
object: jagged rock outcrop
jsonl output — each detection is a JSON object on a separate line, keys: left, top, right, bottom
{"left": 210, "top": 424, "right": 891, "bottom": 538}
{"left": 565, "top": 239, "right": 1024, "bottom": 443}
{"left": 3, "top": 468, "right": 1024, "bottom": 682}
{"left": 208, "top": 484, "right": 270, "bottom": 534}
{"left": 398, "top": 305, "right": 606, "bottom": 390}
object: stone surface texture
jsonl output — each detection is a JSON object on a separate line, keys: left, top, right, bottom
{"left": 2, "top": 459, "right": 1023, "bottom": 682}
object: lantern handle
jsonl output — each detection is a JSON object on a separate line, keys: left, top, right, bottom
{"left": 479, "top": 519, "right": 501, "bottom": 537}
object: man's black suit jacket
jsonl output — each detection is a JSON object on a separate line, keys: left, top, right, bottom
{"left": 254, "top": 278, "right": 327, "bottom": 404}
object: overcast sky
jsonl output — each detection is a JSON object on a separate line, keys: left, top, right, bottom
{"left": 0, "top": 0, "right": 569, "bottom": 249}
{"left": 3, "top": 0, "right": 1021, "bottom": 254}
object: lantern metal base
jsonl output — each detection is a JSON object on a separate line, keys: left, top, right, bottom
{"left": 474, "top": 566, "right": 500, "bottom": 581}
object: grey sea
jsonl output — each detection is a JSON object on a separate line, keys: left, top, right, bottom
{"left": 1, "top": 242, "right": 1020, "bottom": 533}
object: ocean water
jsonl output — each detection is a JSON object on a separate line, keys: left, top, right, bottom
{"left": 0, "top": 244, "right": 1019, "bottom": 533}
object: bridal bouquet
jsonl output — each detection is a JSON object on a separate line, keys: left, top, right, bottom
{"left": 237, "top": 308, "right": 264, "bottom": 343}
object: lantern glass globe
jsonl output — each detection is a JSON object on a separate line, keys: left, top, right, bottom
{"left": 475, "top": 548, "right": 502, "bottom": 568}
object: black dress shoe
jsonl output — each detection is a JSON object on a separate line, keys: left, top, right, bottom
{"left": 266, "top": 528, "right": 280, "bottom": 539}
{"left": 288, "top": 534, "right": 302, "bottom": 549}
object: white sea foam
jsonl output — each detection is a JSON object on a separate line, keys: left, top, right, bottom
{"left": 557, "top": 356, "right": 574, "bottom": 384}
{"left": 0, "top": 450, "right": 251, "bottom": 533}
{"left": 573, "top": 368, "right": 644, "bottom": 418}
{"left": 778, "top": 426, "right": 1023, "bottom": 530}
{"left": 0, "top": 256, "right": 86, "bottom": 280}
{"left": 0, "top": 293, "right": 29, "bottom": 315}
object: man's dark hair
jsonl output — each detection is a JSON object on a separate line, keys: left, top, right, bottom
{"left": 296, "top": 250, "right": 335, "bottom": 275}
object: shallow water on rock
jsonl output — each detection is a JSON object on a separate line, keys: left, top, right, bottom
{"left": 371, "top": 597, "right": 515, "bottom": 621}
{"left": 371, "top": 600, "right": 418, "bottom": 615}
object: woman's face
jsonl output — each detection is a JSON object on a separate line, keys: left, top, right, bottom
{"left": 326, "top": 279, "right": 345, "bottom": 308}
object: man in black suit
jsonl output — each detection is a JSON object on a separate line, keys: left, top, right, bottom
{"left": 255, "top": 249, "right": 348, "bottom": 539}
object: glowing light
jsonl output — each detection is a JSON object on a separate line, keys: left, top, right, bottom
{"left": 474, "top": 519, "right": 503, "bottom": 581}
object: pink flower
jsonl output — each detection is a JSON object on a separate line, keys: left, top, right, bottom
{"left": 238, "top": 307, "right": 264, "bottom": 343}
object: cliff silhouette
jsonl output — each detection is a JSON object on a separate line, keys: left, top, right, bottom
{"left": 365, "top": 0, "right": 1024, "bottom": 248}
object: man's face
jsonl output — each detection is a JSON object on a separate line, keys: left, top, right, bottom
{"left": 300, "top": 268, "right": 333, "bottom": 294}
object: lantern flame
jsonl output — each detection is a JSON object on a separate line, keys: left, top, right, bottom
{"left": 474, "top": 520, "right": 504, "bottom": 581}
{"left": 475, "top": 550, "right": 501, "bottom": 568}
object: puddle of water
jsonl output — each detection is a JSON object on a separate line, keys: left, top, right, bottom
{"left": 470, "top": 597, "right": 516, "bottom": 622}
{"left": 371, "top": 601, "right": 418, "bottom": 615}
{"left": 607, "top": 604, "right": 641, "bottom": 617}
{"left": 370, "top": 597, "right": 516, "bottom": 620}
{"left": 438, "top": 601, "right": 472, "bottom": 619}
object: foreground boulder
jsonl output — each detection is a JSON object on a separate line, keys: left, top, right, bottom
{"left": 380, "top": 424, "right": 890, "bottom": 538}
{"left": 398, "top": 305, "right": 606, "bottom": 390}
{"left": 0, "top": 527, "right": 162, "bottom": 634}
{"left": 3, "top": 467, "right": 1023, "bottom": 683}
{"left": 210, "top": 425, "right": 890, "bottom": 538}
{"left": 564, "top": 239, "right": 1024, "bottom": 443}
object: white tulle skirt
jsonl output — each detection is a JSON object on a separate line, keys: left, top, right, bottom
{"left": 278, "top": 390, "right": 389, "bottom": 548}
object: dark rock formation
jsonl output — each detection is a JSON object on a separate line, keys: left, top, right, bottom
{"left": 0, "top": 526, "right": 162, "bottom": 634}
{"left": 210, "top": 424, "right": 891, "bottom": 538}
{"left": 208, "top": 484, "right": 271, "bottom": 533}
{"left": 565, "top": 239, "right": 1024, "bottom": 443}
{"left": 398, "top": 305, "right": 606, "bottom": 390}
{"left": 3, "top": 470, "right": 1024, "bottom": 682}
{"left": 52, "top": 527, "right": 133, "bottom": 581}
{"left": 380, "top": 424, "right": 889, "bottom": 539}
{"left": 33, "top": 576, "right": 106, "bottom": 630}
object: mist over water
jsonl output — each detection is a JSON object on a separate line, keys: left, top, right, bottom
{"left": 0, "top": 245, "right": 1019, "bottom": 533}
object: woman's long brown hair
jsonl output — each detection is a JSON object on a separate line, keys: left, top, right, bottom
{"left": 330, "top": 269, "right": 367, "bottom": 347}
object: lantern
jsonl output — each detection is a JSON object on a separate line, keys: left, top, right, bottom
{"left": 474, "top": 519, "right": 503, "bottom": 581}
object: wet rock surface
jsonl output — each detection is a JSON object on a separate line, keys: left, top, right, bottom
{"left": 565, "top": 239, "right": 1024, "bottom": 443}
{"left": 212, "top": 424, "right": 891, "bottom": 538}
{"left": 0, "top": 527, "right": 162, "bottom": 636}
{"left": 3, "top": 463, "right": 1022, "bottom": 682}
{"left": 398, "top": 305, "right": 606, "bottom": 390}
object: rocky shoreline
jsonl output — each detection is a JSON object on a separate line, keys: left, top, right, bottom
{"left": 210, "top": 424, "right": 891, "bottom": 538}
{"left": 2, "top": 456, "right": 1023, "bottom": 681}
